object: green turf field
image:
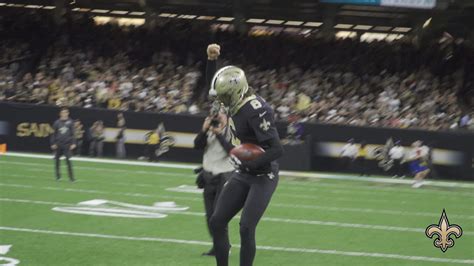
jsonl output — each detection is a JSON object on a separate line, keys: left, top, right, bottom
{"left": 0, "top": 154, "right": 473, "bottom": 265}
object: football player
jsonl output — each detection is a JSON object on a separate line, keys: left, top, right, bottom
{"left": 206, "top": 44, "right": 283, "bottom": 266}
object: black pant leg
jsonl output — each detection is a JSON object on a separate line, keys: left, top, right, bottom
{"left": 210, "top": 176, "right": 249, "bottom": 266}
{"left": 203, "top": 178, "right": 218, "bottom": 240}
{"left": 54, "top": 147, "right": 63, "bottom": 179}
{"left": 63, "top": 146, "right": 74, "bottom": 181}
{"left": 239, "top": 173, "right": 278, "bottom": 266}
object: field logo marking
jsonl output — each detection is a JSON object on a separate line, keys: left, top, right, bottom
{"left": 0, "top": 245, "right": 20, "bottom": 266}
{"left": 52, "top": 199, "right": 189, "bottom": 219}
{"left": 425, "top": 209, "right": 463, "bottom": 252}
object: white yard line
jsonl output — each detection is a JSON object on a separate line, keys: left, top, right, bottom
{"left": 271, "top": 203, "right": 474, "bottom": 220}
{"left": 3, "top": 160, "right": 472, "bottom": 199}
{"left": 1, "top": 172, "right": 473, "bottom": 217}
{"left": 1, "top": 161, "right": 193, "bottom": 178}
{"left": 3, "top": 152, "right": 474, "bottom": 189}
{"left": 1, "top": 197, "right": 473, "bottom": 236}
{"left": 0, "top": 226, "right": 472, "bottom": 264}
{"left": 2, "top": 172, "right": 473, "bottom": 215}
{"left": 0, "top": 183, "right": 202, "bottom": 202}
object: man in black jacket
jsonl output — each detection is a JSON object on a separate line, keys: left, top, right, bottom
{"left": 50, "top": 108, "right": 76, "bottom": 181}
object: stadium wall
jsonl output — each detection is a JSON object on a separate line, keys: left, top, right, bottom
{"left": 1, "top": 102, "right": 472, "bottom": 180}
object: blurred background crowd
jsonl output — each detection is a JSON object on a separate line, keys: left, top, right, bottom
{"left": 1, "top": 11, "right": 472, "bottom": 131}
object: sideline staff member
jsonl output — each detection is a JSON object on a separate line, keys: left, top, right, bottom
{"left": 50, "top": 108, "right": 76, "bottom": 182}
{"left": 194, "top": 103, "right": 234, "bottom": 257}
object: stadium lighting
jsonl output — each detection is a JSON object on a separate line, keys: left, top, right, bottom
{"left": 177, "top": 15, "right": 197, "bottom": 19}
{"left": 373, "top": 26, "right": 392, "bottom": 32}
{"left": 247, "top": 18, "right": 265, "bottom": 23}
{"left": 265, "top": 20, "right": 284, "bottom": 25}
{"left": 25, "top": 5, "right": 42, "bottom": 9}
{"left": 129, "top": 12, "right": 146, "bottom": 16}
{"left": 110, "top": 10, "right": 129, "bottom": 15}
{"left": 392, "top": 27, "right": 411, "bottom": 33}
{"left": 304, "top": 22, "right": 323, "bottom": 27}
{"left": 354, "top": 25, "right": 372, "bottom": 30}
{"left": 197, "top": 16, "right": 215, "bottom": 20}
{"left": 159, "top": 13, "right": 178, "bottom": 18}
{"left": 92, "top": 9, "right": 110, "bottom": 14}
{"left": 43, "top": 6, "right": 56, "bottom": 9}
{"left": 285, "top": 21, "right": 304, "bottom": 26}
{"left": 423, "top": 17, "right": 432, "bottom": 28}
{"left": 334, "top": 24, "right": 354, "bottom": 29}
{"left": 217, "top": 17, "right": 234, "bottom": 21}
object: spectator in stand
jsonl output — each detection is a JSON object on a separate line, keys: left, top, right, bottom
{"left": 96, "top": 121, "right": 105, "bottom": 157}
{"left": 116, "top": 113, "right": 126, "bottom": 158}
{"left": 88, "top": 121, "right": 99, "bottom": 157}
{"left": 88, "top": 121, "right": 105, "bottom": 157}
{"left": 74, "top": 120, "right": 85, "bottom": 156}
{"left": 1, "top": 12, "right": 472, "bottom": 132}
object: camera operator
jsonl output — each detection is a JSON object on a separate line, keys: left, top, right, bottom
{"left": 194, "top": 102, "right": 234, "bottom": 257}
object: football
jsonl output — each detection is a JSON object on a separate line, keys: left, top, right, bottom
{"left": 230, "top": 143, "right": 265, "bottom": 161}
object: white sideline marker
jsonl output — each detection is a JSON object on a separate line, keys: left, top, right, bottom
{"left": 0, "top": 226, "right": 472, "bottom": 264}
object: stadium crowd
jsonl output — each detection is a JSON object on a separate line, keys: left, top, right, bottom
{"left": 1, "top": 11, "right": 472, "bottom": 131}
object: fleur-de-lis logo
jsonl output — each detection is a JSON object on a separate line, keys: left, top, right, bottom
{"left": 229, "top": 76, "right": 239, "bottom": 85}
{"left": 259, "top": 118, "right": 271, "bottom": 132}
{"left": 425, "top": 209, "right": 463, "bottom": 252}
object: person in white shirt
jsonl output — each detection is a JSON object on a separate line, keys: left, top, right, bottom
{"left": 407, "top": 141, "right": 430, "bottom": 188}
{"left": 389, "top": 141, "right": 405, "bottom": 178}
{"left": 340, "top": 139, "right": 358, "bottom": 172}
{"left": 193, "top": 103, "right": 234, "bottom": 257}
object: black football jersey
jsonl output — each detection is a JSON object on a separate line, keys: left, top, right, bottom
{"left": 228, "top": 95, "right": 280, "bottom": 173}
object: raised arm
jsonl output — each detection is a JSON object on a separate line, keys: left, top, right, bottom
{"left": 206, "top": 44, "right": 220, "bottom": 90}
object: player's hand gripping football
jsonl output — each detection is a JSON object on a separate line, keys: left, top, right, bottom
{"left": 230, "top": 155, "right": 249, "bottom": 172}
{"left": 207, "top": 44, "right": 221, "bottom": 60}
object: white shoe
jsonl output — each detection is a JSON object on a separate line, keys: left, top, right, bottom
{"left": 412, "top": 181, "right": 423, "bottom": 188}
{"left": 392, "top": 175, "right": 397, "bottom": 179}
